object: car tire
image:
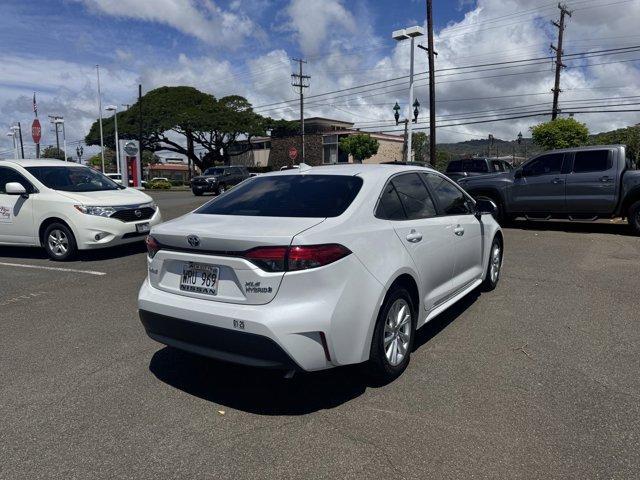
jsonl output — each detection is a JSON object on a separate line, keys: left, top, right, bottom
{"left": 628, "top": 200, "right": 640, "bottom": 235}
{"left": 217, "top": 184, "right": 227, "bottom": 195}
{"left": 192, "top": 190, "right": 203, "bottom": 196}
{"left": 366, "top": 286, "right": 416, "bottom": 384}
{"left": 43, "top": 222, "right": 78, "bottom": 261}
{"left": 481, "top": 236, "right": 503, "bottom": 291}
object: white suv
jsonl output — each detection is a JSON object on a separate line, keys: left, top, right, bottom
{"left": 0, "top": 159, "right": 162, "bottom": 260}
{"left": 138, "top": 164, "right": 502, "bottom": 382}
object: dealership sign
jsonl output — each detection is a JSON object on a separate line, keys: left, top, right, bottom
{"left": 31, "top": 119, "right": 41, "bottom": 144}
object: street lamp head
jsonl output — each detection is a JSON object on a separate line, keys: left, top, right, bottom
{"left": 517, "top": 131, "right": 523, "bottom": 144}
{"left": 413, "top": 98, "right": 420, "bottom": 122}
{"left": 392, "top": 29, "right": 410, "bottom": 41}
{"left": 413, "top": 98, "right": 420, "bottom": 109}
{"left": 393, "top": 101, "right": 401, "bottom": 125}
{"left": 105, "top": 105, "right": 117, "bottom": 112}
{"left": 6, "top": 131, "right": 14, "bottom": 137}
{"left": 404, "top": 26, "right": 425, "bottom": 38}
{"left": 54, "top": 118, "right": 64, "bottom": 124}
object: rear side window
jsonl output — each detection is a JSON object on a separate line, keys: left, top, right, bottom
{"left": 423, "top": 173, "right": 473, "bottom": 215}
{"left": 390, "top": 173, "right": 436, "bottom": 220}
{"left": 463, "top": 159, "right": 489, "bottom": 173}
{"left": 522, "top": 153, "right": 564, "bottom": 177}
{"left": 573, "top": 150, "right": 612, "bottom": 173}
{"left": 376, "top": 182, "right": 405, "bottom": 220}
{"left": 446, "top": 160, "right": 462, "bottom": 173}
{"left": 196, "top": 175, "right": 362, "bottom": 218}
{"left": 491, "top": 161, "right": 504, "bottom": 172}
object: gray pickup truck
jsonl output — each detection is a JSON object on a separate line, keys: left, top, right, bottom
{"left": 456, "top": 145, "right": 640, "bottom": 234}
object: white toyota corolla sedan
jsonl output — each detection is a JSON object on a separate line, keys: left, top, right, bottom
{"left": 139, "top": 164, "right": 503, "bottom": 382}
{"left": 0, "top": 159, "right": 161, "bottom": 260}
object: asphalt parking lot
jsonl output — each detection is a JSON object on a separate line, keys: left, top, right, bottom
{"left": 1, "top": 190, "right": 639, "bottom": 479}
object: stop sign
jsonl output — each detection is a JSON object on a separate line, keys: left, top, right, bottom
{"left": 31, "top": 119, "right": 41, "bottom": 144}
{"left": 288, "top": 146, "right": 298, "bottom": 161}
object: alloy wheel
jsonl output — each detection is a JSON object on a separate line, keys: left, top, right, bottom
{"left": 48, "top": 229, "right": 69, "bottom": 257}
{"left": 490, "top": 243, "right": 502, "bottom": 283}
{"left": 383, "top": 298, "right": 412, "bottom": 367}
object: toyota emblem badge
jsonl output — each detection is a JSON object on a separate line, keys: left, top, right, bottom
{"left": 187, "top": 235, "right": 200, "bottom": 247}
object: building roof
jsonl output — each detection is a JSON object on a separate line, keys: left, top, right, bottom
{"left": 304, "top": 117, "right": 354, "bottom": 128}
{"left": 148, "top": 163, "right": 189, "bottom": 171}
{"left": 326, "top": 129, "right": 405, "bottom": 142}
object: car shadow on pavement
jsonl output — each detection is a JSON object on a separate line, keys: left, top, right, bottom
{"left": 507, "top": 219, "right": 633, "bottom": 236}
{"left": 149, "top": 290, "right": 482, "bottom": 415}
{"left": 0, "top": 242, "right": 146, "bottom": 263}
{"left": 149, "top": 346, "right": 368, "bottom": 415}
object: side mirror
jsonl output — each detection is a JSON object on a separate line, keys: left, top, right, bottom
{"left": 514, "top": 169, "right": 523, "bottom": 179}
{"left": 6, "top": 182, "right": 27, "bottom": 197}
{"left": 475, "top": 198, "right": 497, "bottom": 218}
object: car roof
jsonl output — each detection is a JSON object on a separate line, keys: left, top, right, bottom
{"left": 0, "top": 158, "right": 86, "bottom": 168}
{"left": 263, "top": 163, "right": 438, "bottom": 179}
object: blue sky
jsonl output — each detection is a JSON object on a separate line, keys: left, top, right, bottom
{"left": 1, "top": 0, "right": 639, "bottom": 156}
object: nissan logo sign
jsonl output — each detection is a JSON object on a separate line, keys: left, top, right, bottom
{"left": 187, "top": 235, "right": 200, "bottom": 247}
{"left": 134, "top": 209, "right": 142, "bottom": 218}
{"left": 124, "top": 141, "right": 138, "bottom": 156}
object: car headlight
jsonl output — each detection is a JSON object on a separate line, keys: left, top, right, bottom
{"left": 206, "top": 177, "right": 217, "bottom": 183}
{"left": 140, "top": 201, "right": 156, "bottom": 210}
{"left": 74, "top": 205, "right": 116, "bottom": 217}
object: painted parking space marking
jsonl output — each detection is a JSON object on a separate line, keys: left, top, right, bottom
{"left": 0, "top": 262, "right": 106, "bottom": 276}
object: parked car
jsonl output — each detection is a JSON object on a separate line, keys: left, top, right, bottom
{"left": 150, "top": 177, "right": 169, "bottom": 183}
{"left": 190, "top": 166, "right": 250, "bottom": 196}
{"left": 0, "top": 159, "right": 162, "bottom": 260}
{"left": 138, "top": 164, "right": 503, "bottom": 382}
{"left": 456, "top": 145, "right": 640, "bottom": 233}
{"left": 105, "top": 173, "right": 123, "bottom": 185}
{"left": 445, "top": 157, "right": 513, "bottom": 182}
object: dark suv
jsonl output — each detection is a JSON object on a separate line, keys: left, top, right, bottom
{"left": 445, "top": 157, "right": 513, "bottom": 182}
{"left": 191, "top": 166, "right": 250, "bottom": 196}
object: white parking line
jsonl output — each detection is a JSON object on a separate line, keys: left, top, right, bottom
{"left": 0, "top": 262, "right": 106, "bottom": 276}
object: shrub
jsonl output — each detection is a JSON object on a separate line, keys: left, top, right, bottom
{"left": 147, "top": 179, "right": 172, "bottom": 190}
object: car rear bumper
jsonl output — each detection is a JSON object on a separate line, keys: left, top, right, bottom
{"left": 139, "top": 309, "right": 300, "bottom": 370}
{"left": 137, "top": 254, "right": 385, "bottom": 372}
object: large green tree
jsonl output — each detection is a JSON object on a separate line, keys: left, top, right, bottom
{"left": 412, "top": 132, "right": 429, "bottom": 163}
{"left": 42, "top": 146, "right": 65, "bottom": 160}
{"left": 338, "top": 134, "right": 379, "bottom": 163}
{"left": 590, "top": 125, "right": 640, "bottom": 164}
{"left": 85, "top": 86, "right": 268, "bottom": 170}
{"left": 530, "top": 117, "right": 589, "bottom": 150}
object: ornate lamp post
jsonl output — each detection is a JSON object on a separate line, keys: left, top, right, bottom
{"left": 76, "top": 145, "right": 84, "bottom": 164}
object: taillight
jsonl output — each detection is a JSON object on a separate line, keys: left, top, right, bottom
{"left": 287, "top": 244, "right": 351, "bottom": 271}
{"left": 146, "top": 235, "right": 160, "bottom": 259}
{"left": 243, "top": 244, "right": 351, "bottom": 272}
{"left": 244, "top": 246, "right": 288, "bottom": 272}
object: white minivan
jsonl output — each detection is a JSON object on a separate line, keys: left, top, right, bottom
{"left": 0, "top": 159, "right": 162, "bottom": 260}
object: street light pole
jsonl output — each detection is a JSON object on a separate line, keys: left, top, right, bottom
{"left": 393, "top": 26, "right": 424, "bottom": 162}
{"left": 54, "top": 119, "right": 66, "bottom": 161}
{"left": 106, "top": 105, "right": 120, "bottom": 175}
{"left": 96, "top": 65, "right": 105, "bottom": 172}
{"left": 7, "top": 131, "right": 17, "bottom": 158}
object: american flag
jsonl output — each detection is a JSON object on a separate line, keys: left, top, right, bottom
{"left": 33, "top": 92, "right": 38, "bottom": 117}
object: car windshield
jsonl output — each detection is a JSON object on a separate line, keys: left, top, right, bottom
{"left": 26, "top": 166, "right": 120, "bottom": 192}
{"left": 204, "top": 168, "right": 226, "bottom": 176}
{"left": 196, "top": 174, "right": 363, "bottom": 217}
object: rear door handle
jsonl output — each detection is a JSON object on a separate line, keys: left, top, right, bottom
{"left": 406, "top": 230, "right": 422, "bottom": 243}
{"left": 552, "top": 177, "right": 564, "bottom": 184}
{"left": 600, "top": 176, "right": 613, "bottom": 183}
{"left": 454, "top": 225, "right": 465, "bottom": 236}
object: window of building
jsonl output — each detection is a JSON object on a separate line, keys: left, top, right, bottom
{"left": 322, "top": 135, "right": 349, "bottom": 164}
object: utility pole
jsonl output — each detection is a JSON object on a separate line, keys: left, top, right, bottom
{"left": 551, "top": 3, "right": 572, "bottom": 120}
{"left": 425, "top": 0, "right": 437, "bottom": 164}
{"left": 402, "top": 119, "right": 409, "bottom": 162}
{"left": 291, "top": 58, "right": 309, "bottom": 163}
{"left": 48, "top": 115, "right": 62, "bottom": 151}
{"left": 17, "top": 122, "right": 24, "bottom": 159}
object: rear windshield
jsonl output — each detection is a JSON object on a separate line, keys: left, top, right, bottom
{"left": 196, "top": 174, "right": 363, "bottom": 217}
{"left": 446, "top": 159, "right": 489, "bottom": 173}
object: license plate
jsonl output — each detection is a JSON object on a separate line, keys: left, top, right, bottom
{"left": 180, "top": 262, "right": 219, "bottom": 295}
{"left": 136, "top": 222, "right": 150, "bottom": 233}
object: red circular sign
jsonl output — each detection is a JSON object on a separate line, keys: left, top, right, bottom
{"left": 31, "top": 119, "right": 42, "bottom": 144}
{"left": 288, "top": 146, "right": 298, "bottom": 161}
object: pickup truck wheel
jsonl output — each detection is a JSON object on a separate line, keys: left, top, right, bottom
{"left": 216, "top": 184, "right": 227, "bottom": 195}
{"left": 628, "top": 200, "right": 640, "bottom": 235}
{"left": 482, "top": 236, "right": 503, "bottom": 291}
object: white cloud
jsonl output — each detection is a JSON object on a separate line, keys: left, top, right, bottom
{"left": 75, "top": 0, "right": 256, "bottom": 46}
{"left": 284, "top": 0, "right": 358, "bottom": 56}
